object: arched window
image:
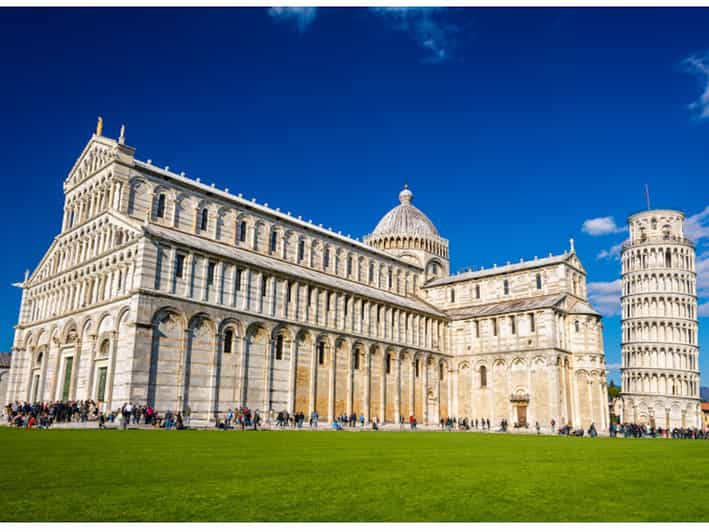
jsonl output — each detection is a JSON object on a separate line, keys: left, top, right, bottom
{"left": 323, "top": 247, "right": 330, "bottom": 269}
{"left": 200, "top": 208, "right": 209, "bottom": 231}
{"left": 270, "top": 231, "right": 277, "bottom": 254}
{"left": 156, "top": 193, "right": 166, "bottom": 218}
{"left": 480, "top": 365, "right": 487, "bottom": 388}
{"left": 238, "top": 221, "right": 247, "bottom": 242}
{"left": 574, "top": 320, "right": 580, "bottom": 333}
{"left": 223, "top": 329, "right": 233, "bottom": 353}
{"left": 415, "top": 359, "right": 420, "bottom": 378}
{"left": 536, "top": 273, "right": 542, "bottom": 290}
{"left": 386, "top": 355, "right": 391, "bottom": 374}
{"left": 99, "top": 339, "right": 110, "bottom": 356}
{"left": 36, "top": 352, "right": 43, "bottom": 365}
{"left": 651, "top": 218, "right": 657, "bottom": 230}
{"left": 439, "top": 363, "right": 445, "bottom": 381}
{"left": 665, "top": 250, "right": 672, "bottom": 268}
{"left": 347, "top": 256, "right": 353, "bottom": 276}
{"left": 369, "top": 263, "right": 375, "bottom": 283}
{"left": 298, "top": 240, "right": 305, "bottom": 262}
{"left": 275, "top": 334, "right": 284, "bottom": 360}
{"left": 354, "top": 350, "right": 360, "bottom": 370}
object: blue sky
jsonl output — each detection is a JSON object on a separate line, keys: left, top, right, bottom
{"left": 1, "top": 7, "right": 708, "bottom": 385}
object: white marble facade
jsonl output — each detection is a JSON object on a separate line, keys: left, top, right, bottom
{"left": 620, "top": 209, "right": 702, "bottom": 429}
{"left": 5, "top": 125, "right": 609, "bottom": 430}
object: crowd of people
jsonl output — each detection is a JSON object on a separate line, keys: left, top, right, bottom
{"left": 4, "top": 399, "right": 709, "bottom": 439}
{"left": 608, "top": 422, "right": 708, "bottom": 439}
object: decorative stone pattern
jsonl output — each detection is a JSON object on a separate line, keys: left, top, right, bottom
{"left": 620, "top": 209, "right": 702, "bottom": 428}
{"left": 6, "top": 128, "right": 608, "bottom": 430}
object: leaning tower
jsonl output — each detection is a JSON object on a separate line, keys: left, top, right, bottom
{"left": 620, "top": 209, "right": 701, "bottom": 429}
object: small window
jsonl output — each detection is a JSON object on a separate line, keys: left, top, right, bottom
{"left": 651, "top": 218, "right": 657, "bottom": 230}
{"left": 439, "top": 364, "right": 445, "bottom": 381}
{"left": 308, "top": 287, "right": 313, "bottom": 306}
{"left": 503, "top": 279, "right": 509, "bottom": 295}
{"left": 270, "top": 231, "right": 277, "bottom": 253}
{"left": 276, "top": 334, "right": 284, "bottom": 360}
{"left": 235, "top": 268, "right": 242, "bottom": 291}
{"left": 239, "top": 221, "right": 247, "bottom": 242}
{"left": 536, "top": 273, "right": 542, "bottom": 290}
{"left": 480, "top": 365, "right": 487, "bottom": 388}
{"left": 369, "top": 263, "right": 375, "bottom": 283}
{"left": 510, "top": 316, "right": 516, "bottom": 335}
{"left": 224, "top": 329, "right": 233, "bottom": 353}
{"left": 529, "top": 313, "right": 535, "bottom": 332}
{"left": 492, "top": 318, "right": 498, "bottom": 336}
{"left": 207, "top": 262, "right": 216, "bottom": 286}
{"left": 450, "top": 288, "right": 455, "bottom": 303}
{"left": 574, "top": 320, "right": 580, "bottom": 333}
{"left": 200, "top": 208, "right": 209, "bottom": 231}
{"left": 347, "top": 256, "right": 353, "bottom": 276}
{"left": 326, "top": 292, "right": 331, "bottom": 312}
{"left": 386, "top": 355, "right": 391, "bottom": 375}
{"left": 388, "top": 271, "right": 393, "bottom": 289}
{"left": 175, "top": 254, "right": 185, "bottom": 278}
{"left": 431, "top": 262, "right": 438, "bottom": 274}
{"left": 475, "top": 285, "right": 480, "bottom": 299}
{"left": 317, "top": 342, "right": 325, "bottom": 365}
{"left": 261, "top": 276, "right": 268, "bottom": 298}
{"left": 156, "top": 193, "right": 166, "bottom": 218}
{"left": 415, "top": 359, "right": 420, "bottom": 378}
{"left": 354, "top": 350, "right": 360, "bottom": 370}
{"left": 298, "top": 240, "right": 305, "bottom": 261}
{"left": 474, "top": 320, "right": 480, "bottom": 338}
{"left": 323, "top": 248, "right": 330, "bottom": 269}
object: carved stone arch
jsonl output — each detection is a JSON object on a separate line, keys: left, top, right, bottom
{"left": 218, "top": 318, "right": 244, "bottom": 338}
{"left": 127, "top": 177, "right": 149, "bottom": 217}
{"left": 79, "top": 316, "right": 94, "bottom": 341}
{"left": 296, "top": 327, "right": 313, "bottom": 343}
{"left": 272, "top": 324, "right": 294, "bottom": 342}
{"left": 61, "top": 319, "right": 79, "bottom": 344}
{"left": 458, "top": 360, "right": 470, "bottom": 370}
{"left": 511, "top": 357, "right": 526, "bottom": 369}
{"left": 245, "top": 320, "right": 271, "bottom": 341}
{"left": 493, "top": 358, "right": 506, "bottom": 369}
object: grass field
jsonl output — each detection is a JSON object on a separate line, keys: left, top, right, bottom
{"left": 1, "top": 428, "right": 707, "bottom": 522}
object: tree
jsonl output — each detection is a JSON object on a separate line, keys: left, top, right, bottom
{"left": 607, "top": 379, "right": 621, "bottom": 400}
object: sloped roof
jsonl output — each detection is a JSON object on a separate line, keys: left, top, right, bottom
{"left": 144, "top": 224, "right": 446, "bottom": 318}
{"left": 446, "top": 294, "right": 566, "bottom": 320}
{"left": 425, "top": 252, "right": 572, "bottom": 288}
{"left": 568, "top": 299, "right": 602, "bottom": 317}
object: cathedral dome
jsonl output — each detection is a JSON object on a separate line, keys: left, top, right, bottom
{"left": 371, "top": 185, "right": 439, "bottom": 238}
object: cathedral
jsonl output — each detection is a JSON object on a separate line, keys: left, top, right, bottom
{"left": 5, "top": 122, "right": 609, "bottom": 430}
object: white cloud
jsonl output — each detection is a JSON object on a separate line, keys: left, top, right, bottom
{"left": 596, "top": 241, "right": 625, "bottom": 261}
{"left": 605, "top": 363, "right": 622, "bottom": 371}
{"left": 587, "top": 279, "right": 622, "bottom": 317}
{"left": 685, "top": 205, "right": 709, "bottom": 243}
{"left": 581, "top": 216, "right": 625, "bottom": 236}
{"left": 268, "top": 7, "right": 317, "bottom": 33}
{"left": 683, "top": 53, "right": 709, "bottom": 120}
{"left": 699, "top": 300, "right": 709, "bottom": 317}
{"left": 370, "top": 7, "right": 459, "bottom": 63}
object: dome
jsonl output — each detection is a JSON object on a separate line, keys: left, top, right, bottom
{"left": 371, "top": 185, "right": 439, "bottom": 237}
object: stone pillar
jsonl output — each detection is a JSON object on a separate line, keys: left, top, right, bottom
{"left": 209, "top": 332, "right": 222, "bottom": 422}
{"left": 177, "top": 328, "right": 190, "bottom": 413}
{"left": 85, "top": 335, "right": 98, "bottom": 400}
{"left": 364, "top": 350, "right": 371, "bottom": 421}
{"left": 263, "top": 339, "right": 274, "bottom": 413}
{"left": 309, "top": 339, "right": 317, "bottom": 416}
{"left": 409, "top": 357, "right": 415, "bottom": 418}
{"left": 287, "top": 338, "right": 297, "bottom": 413}
{"left": 238, "top": 336, "right": 248, "bottom": 406}
{"left": 346, "top": 348, "right": 353, "bottom": 416}
{"left": 394, "top": 355, "right": 401, "bottom": 424}
{"left": 422, "top": 355, "right": 428, "bottom": 424}
{"left": 328, "top": 343, "right": 336, "bottom": 422}
{"left": 104, "top": 332, "right": 118, "bottom": 412}
{"left": 379, "top": 352, "right": 386, "bottom": 423}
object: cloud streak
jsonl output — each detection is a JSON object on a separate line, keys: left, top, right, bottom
{"left": 597, "top": 241, "right": 625, "bottom": 261}
{"left": 581, "top": 216, "right": 625, "bottom": 236}
{"left": 587, "top": 279, "right": 622, "bottom": 317}
{"left": 685, "top": 205, "right": 709, "bottom": 243}
{"left": 268, "top": 7, "right": 317, "bottom": 34}
{"left": 683, "top": 53, "right": 709, "bottom": 120}
{"left": 370, "top": 7, "right": 459, "bottom": 63}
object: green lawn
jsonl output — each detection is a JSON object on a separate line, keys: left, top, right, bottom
{"left": 1, "top": 427, "right": 707, "bottom": 522}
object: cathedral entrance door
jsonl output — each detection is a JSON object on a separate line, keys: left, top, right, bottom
{"left": 516, "top": 404, "right": 527, "bottom": 426}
